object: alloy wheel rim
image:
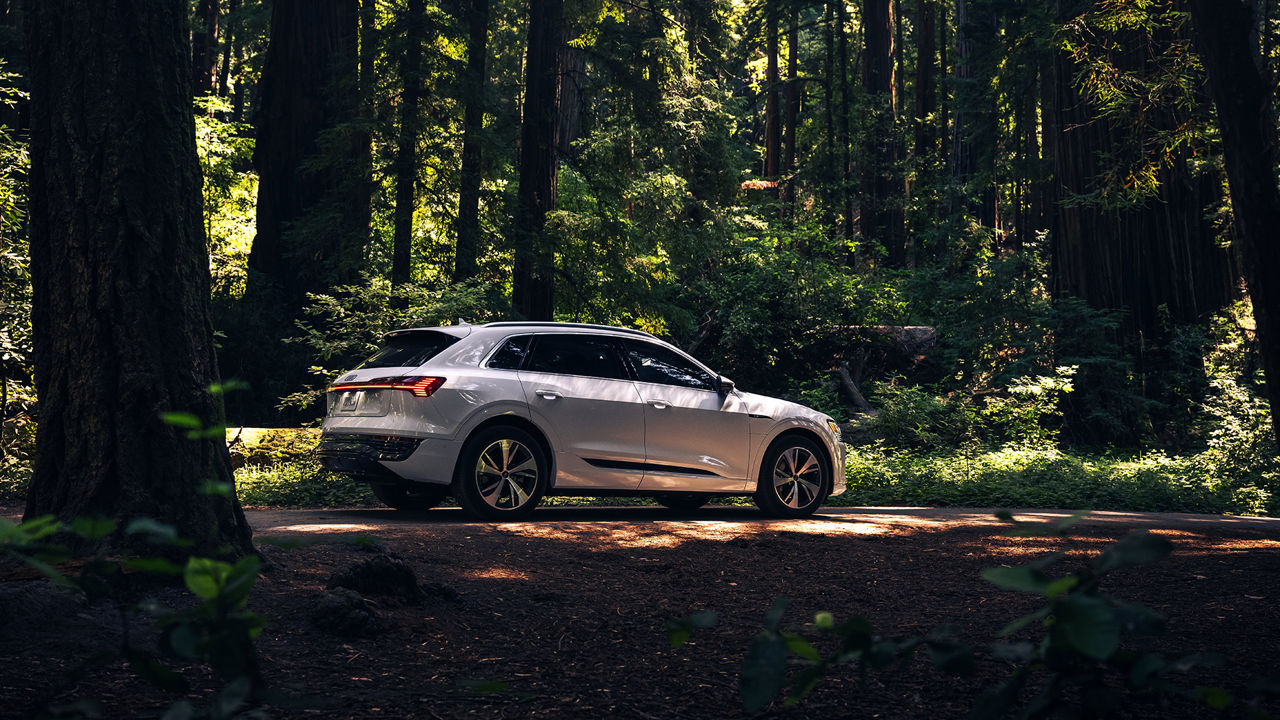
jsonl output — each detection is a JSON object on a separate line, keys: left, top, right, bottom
{"left": 474, "top": 439, "right": 539, "bottom": 510}
{"left": 772, "top": 446, "right": 821, "bottom": 509}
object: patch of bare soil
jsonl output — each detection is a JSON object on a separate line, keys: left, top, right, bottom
{"left": 2, "top": 506, "right": 1279, "bottom": 718}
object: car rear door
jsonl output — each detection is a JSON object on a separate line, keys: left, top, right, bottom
{"left": 622, "top": 339, "right": 751, "bottom": 492}
{"left": 517, "top": 333, "right": 647, "bottom": 490}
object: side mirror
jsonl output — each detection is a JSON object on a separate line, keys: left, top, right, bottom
{"left": 719, "top": 376, "right": 736, "bottom": 395}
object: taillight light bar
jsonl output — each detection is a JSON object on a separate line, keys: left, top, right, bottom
{"left": 325, "top": 376, "right": 445, "bottom": 398}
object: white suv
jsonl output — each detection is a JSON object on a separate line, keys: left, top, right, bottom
{"left": 317, "top": 322, "right": 846, "bottom": 519}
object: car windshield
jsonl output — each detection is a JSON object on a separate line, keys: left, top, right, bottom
{"left": 357, "top": 331, "right": 459, "bottom": 369}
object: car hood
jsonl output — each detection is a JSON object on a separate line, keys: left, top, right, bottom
{"left": 735, "top": 390, "right": 829, "bottom": 425}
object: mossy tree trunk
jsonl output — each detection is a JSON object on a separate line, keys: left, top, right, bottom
{"left": 22, "top": 0, "right": 255, "bottom": 556}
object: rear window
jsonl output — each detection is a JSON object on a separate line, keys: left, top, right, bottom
{"left": 357, "top": 331, "right": 460, "bottom": 370}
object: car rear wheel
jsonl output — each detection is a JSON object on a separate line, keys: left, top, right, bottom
{"left": 655, "top": 493, "right": 711, "bottom": 511}
{"left": 371, "top": 483, "right": 450, "bottom": 511}
{"left": 754, "top": 437, "right": 828, "bottom": 518}
{"left": 454, "top": 426, "right": 548, "bottom": 520}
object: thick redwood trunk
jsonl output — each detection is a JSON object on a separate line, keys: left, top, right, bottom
{"left": 782, "top": 6, "right": 798, "bottom": 205}
{"left": 23, "top": 0, "right": 253, "bottom": 556}
{"left": 247, "top": 0, "right": 368, "bottom": 309}
{"left": 454, "top": 0, "right": 489, "bottom": 282}
{"left": 512, "top": 0, "right": 561, "bottom": 320}
{"left": 392, "top": 0, "right": 426, "bottom": 286}
{"left": 1187, "top": 0, "right": 1280, "bottom": 446}
{"left": 913, "top": 0, "right": 936, "bottom": 160}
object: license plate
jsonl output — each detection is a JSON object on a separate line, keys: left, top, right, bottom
{"left": 341, "top": 392, "right": 359, "bottom": 412}
{"left": 335, "top": 390, "right": 387, "bottom": 417}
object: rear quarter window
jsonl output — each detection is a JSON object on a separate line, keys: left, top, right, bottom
{"left": 358, "top": 331, "right": 460, "bottom": 369}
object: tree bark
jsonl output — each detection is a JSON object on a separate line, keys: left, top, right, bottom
{"left": 512, "top": 0, "right": 561, "bottom": 320}
{"left": 835, "top": 0, "right": 853, "bottom": 244}
{"left": 392, "top": 0, "right": 426, "bottom": 286}
{"left": 217, "top": 0, "right": 237, "bottom": 97}
{"left": 782, "top": 5, "right": 798, "bottom": 206}
{"left": 1187, "top": 0, "right": 1280, "bottom": 446}
{"left": 247, "top": 0, "right": 368, "bottom": 310}
{"left": 192, "top": 0, "right": 220, "bottom": 96}
{"left": 22, "top": 0, "right": 254, "bottom": 556}
{"left": 862, "top": 0, "right": 897, "bottom": 263}
{"left": 454, "top": 0, "right": 489, "bottom": 282}
{"left": 765, "top": 0, "right": 780, "bottom": 180}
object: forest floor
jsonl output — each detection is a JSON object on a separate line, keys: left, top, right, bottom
{"left": 3, "top": 505, "right": 1280, "bottom": 719}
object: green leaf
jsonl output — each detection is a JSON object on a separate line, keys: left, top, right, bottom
{"left": 125, "top": 517, "right": 179, "bottom": 543}
{"left": 1129, "top": 652, "right": 1166, "bottom": 686}
{"left": 1053, "top": 510, "right": 1090, "bottom": 533}
{"left": 982, "top": 565, "right": 1051, "bottom": 595}
{"left": 741, "top": 632, "right": 788, "bottom": 714}
{"left": 222, "top": 555, "right": 262, "bottom": 607}
{"left": 160, "top": 411, "right": 203, "bottom": 429}
{"left": 213, "top": 676, "right": 252, "bottom": 717}
{"left": 70, "top": 516, "right": 116, "bottom": 541}
{"left": 209, "top": 379, "right": 251, "bottom": 395}
{"left": 123, "top": 557, "right": 184, "bottom": 575}
{"left": 1097, "top": 531, "right": 1171, "bottom": 573}
{"left": 1193, "top": 686, "right": 1233, "bottom": 710}
{"left": 1045, "top": 576, "right": 1079, "bottom": 599}
{"left": 1055, "top": 595, "right": 1120, "bottom": 660}
{"left": 666, "top": 610, "right": 718, "bottom": 648}
{"left": 160, "top": 700, "right": 195, "bottom": 720}
{"left": 763, "top": 598, "right": 789, "bottom": 631}
{"left": 814, "top": 611, "right": 835, "bottom": 630}
{"left": 184, "top": 556, "right": 231, "bottom": 600}
{"left": 781, "top": 632, "right": 821, "bottom": 663}
{"left": 200, "top": 480, "right": 235, "bottom": 497}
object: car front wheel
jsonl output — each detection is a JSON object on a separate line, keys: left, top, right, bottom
{"left": 454, "top": 426, "right": 548, "bottom": 520}
{"left": 754, "top": 437, "right": 828, "bottom": 518}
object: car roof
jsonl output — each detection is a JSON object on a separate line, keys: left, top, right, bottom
{"left": 382, "top": 321, "right": 659, "bottom": 341}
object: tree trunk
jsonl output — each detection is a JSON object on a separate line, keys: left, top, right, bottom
{"left": 862, "top": 0, "right": 897, "bottom": 263}
{"left": 512, "top": 0, "right": 561, "bottom": 321}
{"left": 217, "top": 0, "right": 237, "bottom": 97}
{"left": 247, "top": 0, "right": 368, "bottom": 310}
{"left": 913, "top": 0, "right": 937, "bottom": 169}
{"left": 1187, "top": 0, "right": 1280, "bottom": 446}
{"left": 835, "top": 0, "right": 853, "bottom": 243}
{"left": 22, "top": 0, "right": 254, "bottom": 556}
{"left": 392, "top": 0, "right": 426, "bottom": 286}
{"left": 782, "top": 5, "right": 798, "bottom": 205}
{"left": 454, "top": 0, "right": 489, "bottom": 282}
{"left": 192, "top": 0, "right": 220, "bottom": 96}
{"left": 765, "top": 0, "right": 780, "bottom": 180}
{"left": 951, "top": 0, "right": 975, "bottom": 185}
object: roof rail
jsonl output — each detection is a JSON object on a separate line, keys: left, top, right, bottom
{"left": 482, "top": 321, "right": 657, "bottom": 338}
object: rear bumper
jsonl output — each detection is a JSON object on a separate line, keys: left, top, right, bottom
{"left": 316, "top": 433, "right": 422, "bottom": 482}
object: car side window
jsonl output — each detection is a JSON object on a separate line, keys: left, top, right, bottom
{"left": 623, "top": 340, "right": 717, "bottom": 391}
{"left": 525, "top": 334, "right": 629, "bottom": 380}
{"left": 487, "top": 335, "right": 532, "bottom": 370}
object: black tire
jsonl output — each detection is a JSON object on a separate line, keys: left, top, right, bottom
{"left": 454, "top": 425, "right": 549, "bottom": 520}
{"left": 753, "top": 436, "right": 829, "bottom": 518}
{"left": 371, "top": 483, "right": 449, "bottom": 511}
{"left": 655, "top": 493, "right": 711, "bottom": 511}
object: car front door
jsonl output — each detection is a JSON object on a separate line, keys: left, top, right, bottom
{"left": 517, "top": 333, "right": 647, "bottom": 490}
{"left": 623, "top": 339, "right": 751, "bottom": 492}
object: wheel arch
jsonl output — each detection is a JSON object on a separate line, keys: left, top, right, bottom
{"left": 757, "top": 427, "right": 835, "bottom": 496}
{"left": 454, "top": 414, "right": 557, "bottom": 488}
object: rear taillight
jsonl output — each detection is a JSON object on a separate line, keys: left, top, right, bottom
{"left": 325, "top": 376, "right": 445, "bottom": 398}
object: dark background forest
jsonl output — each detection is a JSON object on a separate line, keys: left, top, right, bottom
{"left": 0, "top": 0, "right": 1278, "bottom": 519}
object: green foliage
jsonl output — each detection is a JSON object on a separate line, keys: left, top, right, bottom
{"left": 236, "top": 456, "right": 376, "bottom": 508}
{"left": 0, "top": 515, "right": 268, "bottom": 717}
{"left": 281, "top": 278, "right": 505, "bottom": 414}
{"left": 836, "top": 443, "right": 1270, "bottom": 515}
{"left": 676, "top": 516, "right": 1270, "bottom": 717}
{"left": 196, "top": 96, "right": 258, "bottom": 300}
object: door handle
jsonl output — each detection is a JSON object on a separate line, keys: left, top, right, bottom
{"left": 536, "top": 389, "right": 561, "bottom": 400}
{"left": 649, "top": 400, "right": 669, "bottom": 409}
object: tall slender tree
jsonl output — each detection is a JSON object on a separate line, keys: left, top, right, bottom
{"left": 392, "top": 0, "right": 426, "bottom": 286}
{"left": 512, "top": 0, "right": 562, "bottom": 320}
{"left": 454, "top": 0, "right": 490, "bottom": 282}
{"left": 22, "top": 0, "right": 254, "bottom": 555}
